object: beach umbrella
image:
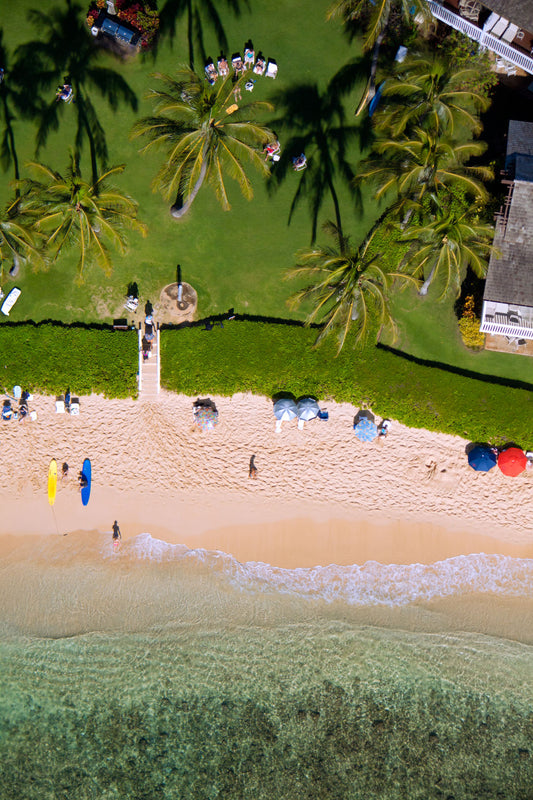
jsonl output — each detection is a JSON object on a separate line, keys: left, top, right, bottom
{"left": 467, "top": 445, "right": 497, "bottom": 472}
{"left": 297, "top": 397, "right": 320, "bottom": 421}
{"left": 193, "top": 406, "right": 218, "bottom": 431}
{"left": 354, "top": 416, "right": 378, "bottom": 442}
{"left": 273, "top": 398, "right": 298, "bottom": 422}
{"left": 498, "top": 447, "right": 527, "bottom": 476}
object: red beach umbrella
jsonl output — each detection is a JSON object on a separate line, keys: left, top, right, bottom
{"left": 497, "top": 447, "right": 528, "bottom": 476}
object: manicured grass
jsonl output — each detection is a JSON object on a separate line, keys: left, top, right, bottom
{"left": 0, "top": 0, "right": 374, "bottom": 324}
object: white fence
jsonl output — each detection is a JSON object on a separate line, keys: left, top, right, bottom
{"left": 427, "top": 1, "right": 533, "bottom": 75}
{"left": 137, "top": 326, "right": 143, "bottom": 392}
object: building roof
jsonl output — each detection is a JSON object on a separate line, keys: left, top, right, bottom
{"left": 505, "top": 120, "right": 533, "bottom": 177}
{"left": 481, "top": 0, "right": 533, "bottom": 35}
{"left": 483, "top": 180, "right": 533, "bottom": 307}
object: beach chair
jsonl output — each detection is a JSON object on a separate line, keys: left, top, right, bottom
{"left": 244, "top": 47, "right": 255, "bottom": 69}
{"left": 29, "top": 411, "right": 37, "bottom": 421}
{"left": 70, "top": 399, "right": 80, "bottom": 416}
{"left": 55, "top": 399, "right": 65, "bottom": 414}
{"left": 204, "top": 59, "right": 218, "bottom": 84}
{"left": 232, "top": 54, "right": 244, "bottom": 75}
{"left": 275, "top": 419, "right": 282, "bottom": 433}
{"left": 265, "top": 59, "right": 278, "bottom": 79}
{"left": 253, "top": 56, "right": 266, "bottom": 75}
{"left": 1, "top": 287, "right": 21, "bottom": 316}
{"left": 124, "top": 295, "right": 138, "bottom": 312}
{"left": 217, "top": 56, "right": 229, "bottom": 76}
{"left": 297, "top": 418, "right": 305, "bottom": 430}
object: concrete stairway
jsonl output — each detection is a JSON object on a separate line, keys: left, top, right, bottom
{"left": 138, "top": 326, "right": 160, "bottom": 402}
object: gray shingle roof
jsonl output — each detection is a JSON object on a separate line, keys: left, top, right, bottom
{"left": 483, "top": 181, "right": 533, "bottom": 306}
{"left": 481, "top": 0, "right": 533, "bottom": 34}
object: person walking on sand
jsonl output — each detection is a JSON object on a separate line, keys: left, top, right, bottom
{"left": 249, "top": 454, "right": 258, "bottom": 479}
{"left": 112, "top": 520, "right": 122, "bottom": 550}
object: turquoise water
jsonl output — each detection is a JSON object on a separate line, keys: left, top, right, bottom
{"left": 0, "top": 531, "right": 532, "bottom": 799}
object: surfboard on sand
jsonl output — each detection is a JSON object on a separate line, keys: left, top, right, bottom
{"left": 81, "top": 458, "right": 91, "bottom": 506}
{"left": 48, "top": 459, "right": 57, "bottom": 506}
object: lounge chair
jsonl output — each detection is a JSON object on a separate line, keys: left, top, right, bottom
{"left": 244, "top": 47, "right": 255, "bottom": 69}
{"left": 266, "top": 59, "right": 278, "bottom": 79}
{"left": 204, "top": 60, "right": 218, "bottom": 84}
{"left": 253, "top": 56, "right": 266, "bottom": 75}
{"left": 124, "top": 295, "right": 138, "bottom": 312}
{"left": 70, "top": 399, "right": 80, "bottom": 416}
{"left": 232, "top": 54, "right": 244, "bottom": 75}
{"left": 292, "top": 153, "right": 307, "bottom": 171}
{"left": 1, "top": 287, "right": 21, "bottom": 316}
{"left": 55, "top": 399, "right": 65, "bottom": 414}
{"left": 217, "top": 57, "right": 229, "bottom": 76}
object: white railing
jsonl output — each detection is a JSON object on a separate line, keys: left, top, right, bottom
{"left": 137, "top": 325, "right": 143, "bottom": 392}
{"left": 156, "top": 326, "right": 161, "bottom": 395}
{"left": 427, "top": 2, "right": 533, "bottom": 75}
{"left": 480, "top": 321, "right": 533, "bottom": 338}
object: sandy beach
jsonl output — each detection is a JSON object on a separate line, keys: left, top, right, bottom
{"left": 0, "top": 390, "right": 532, "bottom": 565}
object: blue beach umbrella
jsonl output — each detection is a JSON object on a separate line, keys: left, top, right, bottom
{"left": 468, "top": 445, "right": 497, "bottom": 472}
{"left": 297, "top": 397, "right": 320, "bottom": 422}
{"left": 273, "top": 398, "right": 298, "bottom": 422}
{"left": 354, "top": 416, "right": 378, "bottom": 442}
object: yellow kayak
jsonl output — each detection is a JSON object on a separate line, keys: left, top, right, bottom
{"left": 48, "top": 459, "right": 57, "bottom": 506}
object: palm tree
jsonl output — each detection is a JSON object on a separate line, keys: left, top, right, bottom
{"left": 328, "top": 0, "right": 430, "bottom": 51}
{"left": 17, "top": 155, "right": 146, "bottom": 280}
{"left": 0, "top": 197, "right": 43, "bottom": 283}
{"left": 132, "top": 68, "right": 275, "bottom": 218}
{"left": 373, "top": 51, "right": 491, "bottom": 137}
{"left": 14, "top": 1, "right": 138, "bottom": 187}
{"left": 400, "top": 206, "right": 494, "bottom": 298}
{"left": 286, "top": 221, "right": 418, "bottom": 352}
{"left": 328, "top": 0, "right": 431, "bottom": 114}
{"left": 356, "top": 128, "right": 492, "bottom": 214}
{"left": 159, "top": 0, "right": 247, "bottom": 71}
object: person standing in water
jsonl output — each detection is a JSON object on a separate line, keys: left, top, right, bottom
{"left": 112, "top": 520, "right": 121, "bottom": 550}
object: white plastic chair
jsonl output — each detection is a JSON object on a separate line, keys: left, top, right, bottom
{"left": 297, "top": 418, "right": 305, "bottom": 430}
{"left": 55, "top": 400, "right": 65, "bottom": 414}
{"left": 29, "top": 411, "right": 37, "bottom": 421}
{"left": 266, "top": 60, "right": 278, "bottom": 79}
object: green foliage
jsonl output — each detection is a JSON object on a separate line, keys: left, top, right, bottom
{"left": 161, "top": 322, "right": 533, "bottom": 446}
{"left": 437, "top": 31, "right": 498, "bottom": 100}
{"left": 459, "top": 295, "right": 485, "bottom": 349}
{"left": 0, "top": 324, "right": 138, "bottom": 397}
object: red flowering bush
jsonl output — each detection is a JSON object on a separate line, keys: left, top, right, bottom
{"left": 86, "top": 0, "right": 159, "bottom": 49}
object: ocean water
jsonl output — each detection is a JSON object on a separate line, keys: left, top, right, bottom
{"left": 0, "top": 531, "right": 532, "bottom": 799}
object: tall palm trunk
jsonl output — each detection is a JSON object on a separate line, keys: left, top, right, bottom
{"left": 170, "top": 157, "right": 208, "bottom": 218}
{"left": 356, "top": 31, "right": 385, "bottom": 116}
{"left": 187, "top": 0, "right": 194, "bottom": 70}
{"left": 418, "top": 263, "right": 436, "bottom": 295}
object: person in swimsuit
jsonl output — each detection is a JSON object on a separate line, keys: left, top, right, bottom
{"left": 112, "top": 520, "right": 122, "bottom": 550}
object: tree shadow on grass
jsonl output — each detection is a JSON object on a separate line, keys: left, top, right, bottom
{"left": 266, "top": 60, "right": 374, "bottom": 244}
{"left": 158, "top": 0, "right": 249, "bottom": 70}
{"left": 13, "top": 1, "right": 138, "bottom": 186}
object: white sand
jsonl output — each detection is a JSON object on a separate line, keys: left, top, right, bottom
{"left": 0, "top": 391, "right": 532, "bottom": 568}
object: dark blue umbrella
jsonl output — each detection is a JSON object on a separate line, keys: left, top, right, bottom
{"left": 468, "top": 445, "right": 497, "bottom": 472}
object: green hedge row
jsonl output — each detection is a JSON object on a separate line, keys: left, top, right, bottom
{"left": 0, "top": 324, "right": 138, "bottom": 399}
{"left": 1, "top": 321, "right": 531, "bottom": 446}
{"left": 161, "top": 321, "right": 533, "bottom": 447}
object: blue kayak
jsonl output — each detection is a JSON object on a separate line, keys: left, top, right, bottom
{"left": 81, "top": 458, "right": 91, "bottom": 506}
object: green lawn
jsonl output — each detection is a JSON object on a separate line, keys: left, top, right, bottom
{"left": 0, "top": 0, "right": 376, "bottom": 324}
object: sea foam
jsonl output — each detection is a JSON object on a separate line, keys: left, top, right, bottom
{"left": 118, "top": 533, "right": 533, "bottom": 607}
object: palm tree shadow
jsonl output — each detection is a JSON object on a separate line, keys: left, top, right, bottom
{"left": 266, "top": 62, "right": 373, "bottom": 244}
{"left": 158, "top": 0, "right": 249, "bottom": 69}
{"left": 12, "top": 1, "right": 138, "bottom": 185}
